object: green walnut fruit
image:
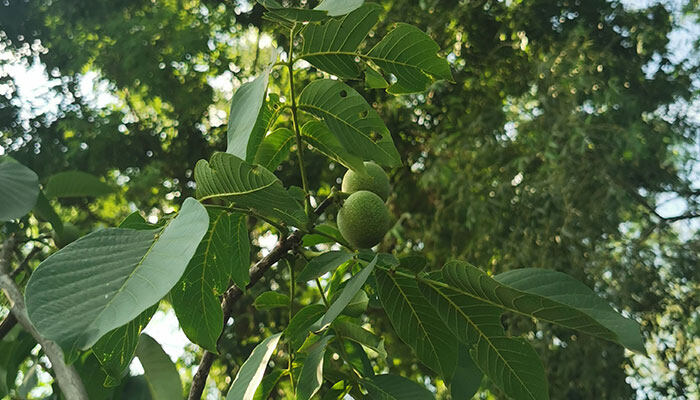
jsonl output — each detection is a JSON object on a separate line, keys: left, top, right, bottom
{"left": 341, "top": 161, "right": 390, "bottom": 201}
{"left": 337, "top": 190, "right": 391, "bottom": 249}
{"left": 53, "top": 222, "right": 80, "bottom": 248}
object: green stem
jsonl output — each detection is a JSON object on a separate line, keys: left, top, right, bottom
{"left": 287, "top": 26, "right": 312, "bottom": 222}
{"left": 288, "top": 258, "right": 296, "bottom": 392}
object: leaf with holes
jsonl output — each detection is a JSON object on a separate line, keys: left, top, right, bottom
{"left": 299, "top": 4, "right": 380, "bottom": 79}
{"left": 171, "top": 209, "right": 249, "bottom": 352}
{"left": 24, "top": 197, "right": 208, "bottom": 352}
{"left": 195, "top": 152, "right": 307, "bottom": 227}
{"left": 366, "top": 23, "right": 453, "bottom": 94}
{"left": 374, "top": 269, "right": 457, "bottom": 377}
{"left": 0, "top": 157, "right": 39, "bottom": 221}
{"left": 44, "top": 171, "right": 113, "bottom": 198}
{"left": 254, "top": 128, "right": 294, "bottom": 170}
{"left": 444, "top": 262, "right": 645, "bottom": 353}
{"left": 301, "top": 121, "right": 366, "bottom": 173}
{"left": 299, "top": 79, "right": 401, "bottom": 167}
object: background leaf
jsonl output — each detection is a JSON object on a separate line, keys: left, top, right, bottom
{"left": 297, "top": 250, "right": 354, "bottom": 283}
{"left": 195, "top": 152, "right": 307, "bottom": 227}
{"left": 0, "top": 157, "right": 39, "bottom": 221}
{"left": 44, "top": 170, "right": 113, "bottom": 198}
{"left": 366, "top": 23, "right": 452, "bottom": 94}
{"left": 171, "top": 209, "right": 249, "bottom": 352}
{"left": 314, "top": 0, "right": 364, "bottom": 16}
{"left": 25, "top": 197, "right": 208, "bottom": 351}
{"left": 136, "top": 334, "right": 183, "bottom": 400}
{"left": 226, "top": 333, "right": 282, "bottom": 400}
{"left": 253, "top": 291, "right": 290, "bottom": 310}
{"left": 298, "top": 79, "right": 401, "bottom": 167}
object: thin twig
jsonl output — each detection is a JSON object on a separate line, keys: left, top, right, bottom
{"left": 0, "top": 236, "right": 88, "bottom": 400}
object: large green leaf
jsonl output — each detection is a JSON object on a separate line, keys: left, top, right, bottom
{"left": 365, "top": 23, "right": 452, "bottom": 94}
{"left": 418, "top": 278, "right": 547, "bottom": 400}
{"left": 320, "top": 256, "right": 376, "bottom": 329}
{"left": 298, "top": 79, "right": 401, "bottom": 167}
{"left": 136, "top": 334, "right": 183, "bottom": 400}
{"left": 92, "top": 305, "right": 157, "bottom": 385}
{"left": 226, "top": 71, "right": 270, "bottom": 162}
{"left": 0, "top": 157, "right": 39, "bottom": 221}
{"left": 285, "top": 304, "right": 326, "bottom": 351}
{"left": 363, "top": 374, "right": 435, "bottom": 400}
{"left": 25, "top": 197, "right": 208, "bottom": 352}
{"left": 314, "top": 0, "right": 364, "bottom": 16}
{"left": 252, "top": 369, "right": 285, "bottom": 400}
{"left": 296, "top": 335, "right": 334, "bottom": 400}
{"left": 226, "top": 332, "right": 282, "bottom": 400}
{"left": 301, "top": 121, "right": 366, "bottom": 173}
{"left": 254, "top": 128, "right": 294, "bottom": 171}
{"left": 299, "top": 4, "right": 380, "bottom": 78}
{"left": 450, "top": 346, "right": 482, "bottom": 400}
{"left": 374, "top": 269, "right": 458, "bottom": 377}
{"left": 44, "top": 171, "right": 113, "bottom": 198}
{"left": 332, "top": 317, "right": 386, "bottom": 359}
{"left": 171, "top": 209, "right": 249, "bottom": 352}
{"left": 445, "top": 262, "right": 645, "bottom": 353}
{"left": 195, "top": 152, "right": 307, "bottom": 227}
{"left": 297, "top": 250, "right": 354, "bottom": 283}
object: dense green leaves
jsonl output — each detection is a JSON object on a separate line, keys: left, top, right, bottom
{"left": 171, "top": 209, "right": 249, "bottom": 352}
{"left": 226, "top": 333, "right": 282, "bottom": 400}
{"left": 254, "top": 128, "right": 294, "bottom": 171}
{"left": 298, "top": 79, "right": 401, "bottom": 167}
{"left": 363, "top": 374, "right": 435, "bottom": 400}
{"left": 226, "top": 71, "right": 270, "bottom": 162}
{"left": 365, "top": 23, "right": 453, "bottom": 94}
{"left": 44, "top": 171, "right": 113, "bottom": 198}
{"left": 25, "top": 198, "right": 208, "bottom": 351}
{"left": 300, "top": 4, "right": 380, "bottom": 79}
{"left": 0, "top": 157, "right": 39, "bottom": 221}
{"left": 296, "top": 335, "right": 334, "bottom": 400}
{"left": 320, "top": 256, "right": 376, "bottom": 329}
{"left": 135, "top": 334, "right": 183, "bottom": 400}
{"left": 444, "top": 262, "right": 644, "bottom": 353}
{"left": 194, "top": 152, "right": 307, "bottom": 226}
{"left": 297, "top": 250, "right": 354, "bottom": 283}
{"left": 375, "top": 269, "right": 458, "bottom": 377}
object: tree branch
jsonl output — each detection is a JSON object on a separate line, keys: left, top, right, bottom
{"left": 0, "top": 236, "right": 88, "bottom": 400}
{"left": 187, "top": 194, "right": 336, "bottom": 400}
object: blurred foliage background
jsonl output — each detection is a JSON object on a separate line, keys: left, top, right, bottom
{"left": 1, "top": 0, "right": 699, "bottom": 398}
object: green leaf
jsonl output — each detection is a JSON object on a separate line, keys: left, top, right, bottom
{"left": 333, "top": 337, "right": 373, "bottom": 376}
{"left": 73, "top": 352, "right": 119, "bottom": 400}
{"left": 450, "top": 346, "right": 482, "bottom": 400}
{"left": 136, "top": 334, "right": 183, "bottom": 400}
{"left": 252, "top": 369, "right": 285, "bottom": 400}
{"left": 332, "top": 317, "right": 386, "bottom": 359}
{"left": 254, "top": 128, "right": 295, "bottom": 171}
{"left": 226, "top": 332, "right": 282, "bottom": 400}
{"left": 44, "top": 171, "right": 113, "bottom": 198}
{"left": 320, "top": 256, "right": 376, "bottom": 329}
{"left": 445, "top": 262, "right": 644, "bottom": 353}
{"left": 296, "top": 335, "right": 334, "bottom": 400}
{"left": 300, "top": 4, "right": 380, "bottom": 78}
{"left": 364, "top": 65, "right": 389, "bottom": 89}
{"left": 301, "top": 121, "right": 366, "bottom": 173}
{"left": 195, "top": 152, "right": 307, "bottom": 227}
{"left": 0, "top": 327, "right": 35, "bottom": 397}
{"left": 25, "top": 197, "right": 209, "bottom": 351}
{"left": 366, "top": 23, "right": 452, "bottom": 94}
{"left": 226, "top": 71, "right": 270, "bottom": 162}
{"left": 32, "top": 191, "right": 63, "bottom": 233}
{"left": 118, "top": 375, "right": 153, "bottom": 400}
{"left": 285, "top": 304, "right": 326, "bottom": 351}
{"left": 258, "top": 1, "right": 329, "bottom": 23}
{"left": 297, "top": 250, "right": 354, "bottom": 283}
{"left": 398, "top": 254, "right": 427, "bottom": 274}
{"left": 254, "top": 291, "right": 290, "bottom": 310}
{"left": 0, "top": 157, "right": 39, "bottom": 221}
{"left": 418, "top": 277, "right": 548, "bottom": 400}
{"left": 374, "top": 268, "right": 457, "bottom": 377}
{"left": 302, "top": 223, "right": 345, "bottom": 247}
{"left": 363, "top": 374, "right": 435, "bottom": 400}
{"left": 314, "top": 0, "right": 364, "bottom": 16}
{"left": 494, "top": 267, "right": 645, "bottom": 353}
{"left": 92, "top": 305, "right": 157, "bottom": 385}
{"left": 171, "top": 209, "right": 249, "bottom": 352}
{"left": 298, "top": 79, "right": 401, "bottom": 167}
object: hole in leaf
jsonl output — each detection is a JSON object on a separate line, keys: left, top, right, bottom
{"left": 369, "top": 131, "right": 383, "bottom": 143}
{"left": 339, "top": 90, "right": 347, "bottom": 98}
{"left": 359, "top": 110, "right": 368, "bottom": 118}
